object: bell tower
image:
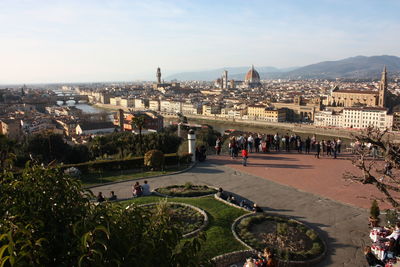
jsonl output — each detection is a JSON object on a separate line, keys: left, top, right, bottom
{"left": 156, "top": 67, "right": 161, "bottom": 84}
{"left": 378, "top": 66, "right": 387, "bottom": 107}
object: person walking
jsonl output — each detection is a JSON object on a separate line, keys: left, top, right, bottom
{"left": 242, "top": 148, "right": 248, "bottom": 166}
{"left": 336, "top": 138, "right": 342, "bottom": 154}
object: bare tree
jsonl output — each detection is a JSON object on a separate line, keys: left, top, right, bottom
{"left": 344, "top": 126, "right": 400, "bottom": 208}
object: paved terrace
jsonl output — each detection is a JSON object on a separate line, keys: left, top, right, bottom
{"left": 88, "top": 151, "right": 394, "bottom": 266}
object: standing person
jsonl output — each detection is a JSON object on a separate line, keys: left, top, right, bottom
{"left": 311, "top": 134, "right": 316, "bottom": 151}
{"left": 331, "top": 140, "right": 337, "bottom": 159}
{"left": 285, "top": 133, "right": 290, "bottom": 152}
{"left": 215, "top": 137, "right": 222, "bottom": 155}
{"left": 241, "top": 148, "right": 248, "bottom": 166}
{"left": 297, "top": 138, "right": 302, "bottom": 153}
{"left": 229, "top": 137, "right": 235, "bottom": 159}
{"left": 142, "top": 180, "right": 151, "bottom": 196}
{"left": 247, "top": 135, "right": 254, "bottom": 153}
{"left": 274, "top": 133, "right": 280, "bottom": 151}
{"left": 326, "top": 140, "right": 331, "bottom": 156}
{"left": 321, "top": 140, "right": 326, "bottom": 156}
{"left": 336, "top": 138, "right": 342, "bottom": 154}
{"left": 315, "top": 141, "right": 321, "bottom": 158}
{"left": 371, "top": 145, "right": 378, "bottom": 159}
{"left": 305, "top": 136, "right": 311, "bottom": 154}
{"left": 254, "top": 135, "right": 260, "bottom": 153}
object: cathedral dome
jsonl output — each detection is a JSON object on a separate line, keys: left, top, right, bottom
{"left": 245, "top": 65, "right": 260, "bottom": 83}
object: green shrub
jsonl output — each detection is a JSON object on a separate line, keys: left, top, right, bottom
{"left": 277, "top": 223, "right": 289, "bottom": 235}
{"left": 144, "top": 150, "right": 164, "bottom": 170}
{"left": 306, "top": 229, "right": 318, "bottom": 241}
{"left": 370, "top": 200, "right": 380, "bottom": 219}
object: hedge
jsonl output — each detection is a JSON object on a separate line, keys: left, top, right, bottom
{"left": 60, "top": 153, "right": 192, "bottom": 174}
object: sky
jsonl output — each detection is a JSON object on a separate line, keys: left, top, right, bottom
{"left": 0, "top": 0, "right": 399, "bottom": 83}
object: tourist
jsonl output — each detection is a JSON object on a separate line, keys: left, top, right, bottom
{"left": 240, "top": 199, "right": 251, "bottom": 210}
{"left": 321, "top": 139, "right": 326, "bottom": 155}
{"left": 242, "top": 148, "right": 248, "bottom": 166}
{"left": 253, "top": 203, "right": 263, "bottom": 213}
{"left": 326, "top": 140, "right": 332, "bottom": 156}
{"left": 243, "top": 258, "right": 257, "bottom": 267}
{"left": 97, "top": 192, "right": 105, "bottom": 203}
{"left": 142, "top": 180, "right": 151, "bottom": 196}
{"left": 285, "top": 133, "right": 290, "bottom": 152}
{"left": 364, "top": 246, "right": 384, "bottom": 267}
{"left": 371, "top": 145, "right": 378, "bottom": 159}
{"left": 216, "top": 187, "right": 227, "bottom": 200}
{"left": 132, "top": 182, "right": 143, "bottom": 197}
{"left": 336, "top": 138, "right": 342, "bottom": 154}
{"left": 315, "top": 141, "right": 321, "bottom": 159}
{"left": 274, "top": 133, "right": 280, "bottom": 151}
{"left": 385, "top": 222, "right": 400, "bottom": 240}
{"left": 229, "top": 137, "right": 235, "bottom": 159}
{"left": 297, "top": 137, "right": 302, "bottom": 153}
{"left": 262, "top": 247, "right": 277, "bottom": 267}
{"left": 305, "top": 136, "right": 311, "bottom": 154}
{"left": 384, "top": 161, "right": 393, "bottom": 177}
{"left": 311, "top": 134, "right": 316, "bottom": 150}
{"left": 215, "top": 137, "right": 222, "bottom": 155}
{"left": 331, "top": 140, "right": 337, "bottom": 159}
{"left": 109, "top": 191, "right": 117, "bottom": 201}
{"left": 254, "top": 135, "right": 261, "bottom": 153}
{"left": 248, "top": 135, "right": 254, "bottom": 153}
{"left": 228, "top": 195, "right": 238, "bottom": 205}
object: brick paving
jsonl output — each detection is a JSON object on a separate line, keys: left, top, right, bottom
{"left": 212, "top": 151, "right": 395, "bottom": 210}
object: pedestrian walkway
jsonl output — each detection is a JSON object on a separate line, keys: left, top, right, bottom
{"left": 212, "top": 151, "right": 395, "bottom": 210}
{"left": 90, "top": 160, "right": 370, "bottom": 267}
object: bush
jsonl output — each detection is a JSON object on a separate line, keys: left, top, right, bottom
{"left": 0, "top": 165, "right": 206, "bottom": 266}
{"left": 144, "top": 150, "right": 164, "bottom": 170}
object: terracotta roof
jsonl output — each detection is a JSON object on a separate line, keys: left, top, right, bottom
{"left": 334, "top": 90, "right": 377, "bottom": 95}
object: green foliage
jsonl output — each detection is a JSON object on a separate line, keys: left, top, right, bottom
{"left": 0, "top": 165, "right": 205, "bottom": 266}
{"left": 88, "top": 132, "right": 181, "bottom": 159}
{"left": 370, "top": 200, "right": 380, "bottom": 219}
{"left": 0, "top": 134, "right": 16, "bottom": 170}
{"left": 144, "top": 150, "right": 164, "bottom": 170}
{"left": 196, "top": 128, "right": 221, "bottom": 147}
{"left": 276, "top": 223, "right": 289, "bottom": 235}
{"left": 184, "top": 182, "right": 194, "bottom": 190}
{"left": 306, "top": 229, "right": 318, "bottom": 241}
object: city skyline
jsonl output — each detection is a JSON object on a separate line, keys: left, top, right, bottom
{"left": 1, "top": 0, "right": 400, "bottom": 83}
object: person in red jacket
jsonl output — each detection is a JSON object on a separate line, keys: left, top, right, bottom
{"left": 242, "top": 148, "right": 248, "bottom": 166}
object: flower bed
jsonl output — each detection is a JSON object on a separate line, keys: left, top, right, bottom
{"left": 235, "top": 214, "right": 326, "bottom": 262}
{"left": 139, "top": 202, "right": 207, "bottom": 237}
{"left": 155, "top": 183, "right": 217, "bottom": 197}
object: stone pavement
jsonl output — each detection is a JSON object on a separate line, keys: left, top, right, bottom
{"left": 90, "top": 158, "right": 371, "bottom": 267}
{"left": 212, "top": 151, "right": 395, "bottom": 210}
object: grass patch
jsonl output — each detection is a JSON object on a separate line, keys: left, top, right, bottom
{"left": 81, "top": 165, "right": 188, "bottom": 187}
{"left": 122, "top": 195, "right": 249, "bottom": 260}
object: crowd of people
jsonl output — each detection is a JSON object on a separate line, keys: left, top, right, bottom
{"left": 365, "top": 222, "right": 400, "bottom": 266}
{"left": 224, "top": 132, "right": 343, "bottom": 165}
{"left": 216, "top": 188, "right": 263, "bottom": 212}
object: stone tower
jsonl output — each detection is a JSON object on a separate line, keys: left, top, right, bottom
{"left": 222, "top": 70, "right": 228, "bottom": 89}
{"left": 378, "top": 66, "right": 387, "bottom": 107}
{"left": 156, "top": 67, "right": 161, "bottom": 84}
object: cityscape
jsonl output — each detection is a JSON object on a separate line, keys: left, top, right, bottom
{"left": 1, "top": 1, "right": 400, "bottom": 267}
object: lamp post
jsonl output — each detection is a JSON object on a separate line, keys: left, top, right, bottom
{"left": 188, "top": 129, "right": 196, "bottom": 162}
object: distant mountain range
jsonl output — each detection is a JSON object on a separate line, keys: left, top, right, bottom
{"left": 166, "top": 55, "right": 400, "bottom": 81}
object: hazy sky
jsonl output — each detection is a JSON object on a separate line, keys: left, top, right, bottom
{"left": 1, "top": 0, "right": 399, "bottom": 83}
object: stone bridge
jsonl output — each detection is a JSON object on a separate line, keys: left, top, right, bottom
{"left": 55, "top": 94, "right": 89, "bottom": 104}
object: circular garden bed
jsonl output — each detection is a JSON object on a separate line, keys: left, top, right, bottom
{"left": 155, "top": 183, "right": 217, "bottom": 197}
{"left": 235, "top": 214, "right": 326, "bottom": 263}
{"left": 139, "top": 202, "right": 207, "bottom": 237}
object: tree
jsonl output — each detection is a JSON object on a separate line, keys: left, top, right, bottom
{"left": 0, "top": 134, "right": 16, "bottom": 170}
{"left": 344, "top": 127, "right": 400, "bottom": 208}
{"left": 0, "top": 164, "right": 206, "bottom": 266}
{"left": 131, "top": 115, "right": 146, "bottom": 155}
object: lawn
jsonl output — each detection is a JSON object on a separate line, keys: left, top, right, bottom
{"left": 81, "top": 165, "right": 189, "bottom": 187}
{"left": 122, "top": 195, "right": 249, "bottom": 260}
